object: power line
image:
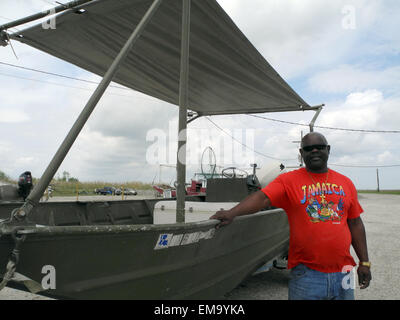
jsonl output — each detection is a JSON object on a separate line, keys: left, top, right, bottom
{"left": 204, "top": 117, "right": 400, "bottom": 167}
{"left": 204, "top": 117, "right": 400, "bottom": 168}
{"left": 248, "top": 114, "right": 400, "bottom": 134}
{"left": 0, "top": 72, "right": 138, "bottom": 99}
{"left": 205, "top": 116, "right": 297, "bottom": 162}
{"left": 0, "top": 61, "right": 130, "bottom": 90}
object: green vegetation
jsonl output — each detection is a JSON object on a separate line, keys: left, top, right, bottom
{"left": 1, "top": 169, "right": 153, "bottom": 196}
{"left": 358, "top": 190, "right": 400, "bottom": 195}
{"left": 50, "top": 180, "right": 153, "bottom": 196}
{"left": 0, "top": 170, "right": 13, "bottom": 183}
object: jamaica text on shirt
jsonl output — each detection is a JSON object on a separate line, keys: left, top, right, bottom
{"left": 300, "top": 183, "right": 346, "bottom": 204}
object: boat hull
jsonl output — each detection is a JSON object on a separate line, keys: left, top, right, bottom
{"left": 0, "top": 208, "right": 288, "bottom": 299}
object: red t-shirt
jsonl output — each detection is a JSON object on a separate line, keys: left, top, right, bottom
{"left": 261, "top": 167, "right": 363, "bottom": 273}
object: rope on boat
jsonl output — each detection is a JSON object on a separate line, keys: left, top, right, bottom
{"left": 0, "top": 229, "right": 26, "bottom": 291}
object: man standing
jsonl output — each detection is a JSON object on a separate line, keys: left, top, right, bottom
{"left": 210, "top": 132, "right": 371, "bottom": 300}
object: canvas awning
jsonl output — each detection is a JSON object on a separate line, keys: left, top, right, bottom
{"left": 10, "top": 0, "right": 311, "bottom": 116}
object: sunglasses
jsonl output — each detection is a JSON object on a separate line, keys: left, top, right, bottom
{"left": 301, "top": 144, "right": 329, "bottom": 152}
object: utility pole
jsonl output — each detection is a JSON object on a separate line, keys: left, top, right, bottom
{"left": 376, "top": 168, "right": 380, "bottom": 192}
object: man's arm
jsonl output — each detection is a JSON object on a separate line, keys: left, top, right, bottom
{"left": 210, "top": 190, "right": 271, "bottom": 228}
{"left": 348, "top": 216, "right": 372, "bottom": 289}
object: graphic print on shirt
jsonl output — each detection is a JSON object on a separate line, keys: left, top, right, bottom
{"left": 300, "top": 183, "right": 346, "bottom": 224}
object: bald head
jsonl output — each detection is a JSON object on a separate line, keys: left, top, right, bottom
{"left": 300, "top": 132, "right": 330, "bottom": 173}
{"left": 301, "top": 132, "right": 328, "bottom": 148}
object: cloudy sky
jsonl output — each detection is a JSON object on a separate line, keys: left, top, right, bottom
{"left": 0, "top": 0, "right": 399, "bottom": 190}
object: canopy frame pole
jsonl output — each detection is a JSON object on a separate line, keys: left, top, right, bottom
{"left": 12, "top": 0, "right": 163, "bottom": 221}
{"left": 176, "top": 0, "right": 191, "bottom": 223}
{"left": 0, "top": 0, "right": 93, "bottom": 32}
{"left": 309, "top": 105, "right": 324, "bottom": 132}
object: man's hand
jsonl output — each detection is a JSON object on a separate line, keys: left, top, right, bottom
{"left": 348, "top": 216, "right": 371, "bottom": 289}
{"left": 357, "top": 265, "right": 372, "bottom": 289}
{"left": 210, "top": 210, "right": 235, "bottom": 229}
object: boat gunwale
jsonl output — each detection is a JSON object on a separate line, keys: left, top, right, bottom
{"left": 3, "top": 208, "right": 286, "bottom": 237}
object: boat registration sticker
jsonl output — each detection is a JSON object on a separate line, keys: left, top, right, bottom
{"left": 154, "top": 233, "right": 173, "bottom": 250}
{"left": 154, "top": 228, "right": 215, "bottom": 250}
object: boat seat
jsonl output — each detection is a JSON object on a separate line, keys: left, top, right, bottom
{"left": 85, "top": 201, "right": 153, "bottom": 225}
{"left": 86, "top": 202, "right": 116, "bottom": 225}
{"left": 29, "top": 202, "right": 87, "bottom": 226}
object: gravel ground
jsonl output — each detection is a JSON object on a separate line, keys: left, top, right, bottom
{"left": 1, "top": 193, "right": 398, "bottom": 300}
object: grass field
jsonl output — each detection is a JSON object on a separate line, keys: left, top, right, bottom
{"left": 1, "top": 170, "right": 155, "bottom": 196}
{"left": 48, "top": 181, "right": 154, "bottom": 196}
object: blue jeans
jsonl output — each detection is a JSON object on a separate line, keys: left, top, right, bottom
{"left": 288, "top": 264, "right": 355, "bottom": 300}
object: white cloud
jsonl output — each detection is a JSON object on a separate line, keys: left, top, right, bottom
{"left": 15, "top": 156, "right": 35, "bottom": 165}
{"left": 0, "top": 109, "right": 30, "bottom": 123}
{"left": 345, "top": 90, "right": 383, "bottom": 107}
{"left": 377, "top": 151, "right": 396, "bottom": 164}
{"left": 319, "top": 90, "right": 381, "bottom": 132}
{"left": 308, "top": 65, "right": 400, "bottom": 94}
{"left": 312, "top": 90, "right": 400, "bottom": 181}
{"left": 217, "top": 0, "right": 400, "bottom": 79}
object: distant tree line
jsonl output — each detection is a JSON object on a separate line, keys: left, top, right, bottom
{"left": 0, "top": 170, "right": 13, "bottom": 183}
{"left": 57, "top": 171, "right": 79, "bottom": 183}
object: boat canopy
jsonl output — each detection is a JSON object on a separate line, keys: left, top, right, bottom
{"left": 10, "top": 0, "right": 311, "bottom": 116}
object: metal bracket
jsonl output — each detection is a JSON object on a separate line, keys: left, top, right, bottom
{"left": 187, "top": 111, "right": 202, "bottom": 124}
{"left": 309, "top": 105, "right": 324, "bottom": 132}
{"left": 0, "top": 30, "right": 9, "bottom": 47}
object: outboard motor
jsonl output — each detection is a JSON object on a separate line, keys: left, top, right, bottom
{"left": 246, "top": 174, "right": 261, "bottom": 193}
{"left": 247, "top": 164, "right": 261, "bottom": 192}
{"left": 18, "top": 171, "right": 33, "bottom": 200}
